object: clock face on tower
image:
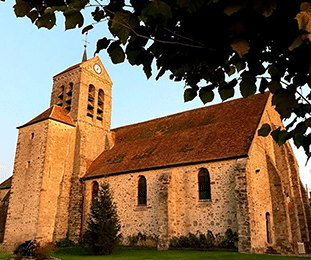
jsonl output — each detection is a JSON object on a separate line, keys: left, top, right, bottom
{"left": 94, "top": 63, "right": 102, "bottom": 74}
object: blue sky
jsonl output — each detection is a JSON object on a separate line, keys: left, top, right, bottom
{"left": 0, "top": 1, "right": 310, "bottom": 191}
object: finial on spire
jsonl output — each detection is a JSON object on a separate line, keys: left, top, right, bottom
{"left": 82, "top": 32, "right": 90, "bottom": 62}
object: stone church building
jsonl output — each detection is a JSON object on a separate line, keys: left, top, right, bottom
{"left": 0, "top": 56, "right": 311, "bottom": 254}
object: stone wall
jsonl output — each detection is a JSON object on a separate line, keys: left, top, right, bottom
{"left": 246, "top": 95, "right": 311, "bottom": 254}
{"left": 3, "top": 121, "right": 49, "bottom": 250}
{"left": 2, "top": 119, "right": 76, "bottom": 250}
{"left": 82, "top": 158, "right": 244, "bottom": 249}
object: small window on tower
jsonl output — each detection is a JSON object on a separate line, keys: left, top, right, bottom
{"left": 97, "top": 89, "right": 104, "bottom": 121}
{"left": 87, "top": 85, "right": 95, "bottom": 118}
{"left": 31, "top": 132, "right": 34, "bottom": 139}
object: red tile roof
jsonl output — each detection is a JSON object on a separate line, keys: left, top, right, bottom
{"left": 0, "top": 177, "right": 12, "bottom": 190}
{"left": 18, "top": 105, "right": 75, "bottom": 129}
{"left": 84, "top": 93, "right": 270, "bottom": 179}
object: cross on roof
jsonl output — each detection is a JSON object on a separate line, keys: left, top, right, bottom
{"left": 82, "top": 32, "right": 90, "bottom": 62}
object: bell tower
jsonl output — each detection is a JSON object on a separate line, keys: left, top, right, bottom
{"left": 50, "top": 56, "right": 114, "bottom": 240}
{"left": 51, "top": 56, "right": 113, "bottom": 167}
{"left": 3, "top": 56, "right": 114, "bottom": 249}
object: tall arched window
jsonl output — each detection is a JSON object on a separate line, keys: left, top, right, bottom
{"left": 138, "top": 176, "right": 147, "bottom": 205}
{"left": 198, "top": 168, "right": 211, "bottom": 200}
{"left": 92, "top": 181, "right": 99, "bottom": 202}
{"left": 266, "top": 212, "right": 272, "bottom": 244}
{"left": 87, "top": 85, "right": 95, "bottom": 118}
{"left": 97, "top": 89, "right": 104, "bottom": 121}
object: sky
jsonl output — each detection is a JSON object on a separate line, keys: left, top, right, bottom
{"left": 0, "top": 2, "right": 310, "bottom": 191}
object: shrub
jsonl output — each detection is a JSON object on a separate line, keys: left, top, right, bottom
{"left": 56, "top": 230, "right": 76, "bottom": 248}
{"left": 218, "top": 229, "right": 238, "bottom": 248}
{"left": 187, "top": 233, "right": 200, "bottom": 248}
{"left": 82, "top": 183, "right": 121, "bottom": 255}
{"left": 206, "top": 230, "right": 215, "bottom": 247}
{"left": 169, "top": 229, "right": 237, "bottom": 250}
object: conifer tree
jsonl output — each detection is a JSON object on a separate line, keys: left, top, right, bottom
{"left": 82, "top": 183, "right": 121, "bottom": 255}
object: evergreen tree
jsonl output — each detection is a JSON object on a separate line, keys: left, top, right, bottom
{"left": 82, "top": 183, "right": 121, "bottom": 255}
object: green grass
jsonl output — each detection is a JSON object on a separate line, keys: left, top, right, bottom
{"left": 0, "top": 250, "right": 13, "bottom": 259}
{"left": 51, "top": 247, "right": 311, "bottom": 260}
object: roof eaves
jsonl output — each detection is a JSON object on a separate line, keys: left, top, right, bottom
{"left": 82, "top": 154, "right": 249, "bottom": 181}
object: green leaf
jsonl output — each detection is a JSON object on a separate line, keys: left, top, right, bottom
{"left": 27, "top": 10, "right": 38, "bottom": 23}
{"left": 36, "top": 9, "right": 56, "bottom": 29}
{"left": 108, "top": 41, "right": 125, "bottom": 64}
{"left": 82, "top": 25, "right": 94, "bottom": 34}
{"left": 219, "top": 79, "right": 236, "bottom": 101}
{"left": 14, "top": 1, "right": 31, "bottom": 17}
{"left": 227, "top": 66, "right": 235, "bottom": 77}
{"left": 271, "top": 127, "right": 288, "bottom": 146}
{"left": 240, "top": 72, "right": 256, "bottom": 98}
{"left": 258, "top": 123, "right": 271, "bottom": 137}
{"left": 268, "top": 64, "right": 282, "bottom": 80}
{"left": 95, "top": 37, "right": 111, "bottom": 55}
{"left": 268, "top": 80, "right": 281, "bottom": 93}
{"left": 236, "top": 62, "right": 245, "bottom": 72}
{"left": 64, "top": 9, "right": 84, "bottom": 30}
{"left": 110, "top": 11, "right": 137, "bottom": 45}
{"left": 141, "top": 0, "right": 172, "bottom": 24}
{"left": 184, "top": 88, "right": 197, "bottom": 102}
{"left": 126, "top": 45, "right": 144, "bottom": 65}
{"left": 272, "top": 88, "right": 296, "bottom": 118}
{"left": 199, "top": 87, "right": 214, "bottom": 104}
{"left": 305, "top": 118, "right": 311, "bottom": 127}
{"left": 143, "top": 63, "right": 152, "bottom": 79}
{"left": 176, "top": 0, "right": 204, "bottom": 13}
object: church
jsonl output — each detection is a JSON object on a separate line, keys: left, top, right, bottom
{"left": 0, "top": 56, "right": 311, "bottom": 254}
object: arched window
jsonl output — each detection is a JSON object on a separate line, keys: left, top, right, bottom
{"left": 87, "top": 85, "right": 95, "bottom": 118}
{"left": 138, "top": 176, "right": 147, "bottom": 205}
{"left": 97, "top": 89, "right": 104, "bottom": 121}
{"left": 198, "top": 168, "right": 211, "bottom": 200}
{"left": 266, "top": 212, "right": 272, "bottom": 244}
{"left": 92, "top": 181, "right": 99, "bottom": 202}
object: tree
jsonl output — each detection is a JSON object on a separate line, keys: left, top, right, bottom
{"left": 6, "top": 0, "right": 311, "bottom": 159}
{"left": 82, "top": 183, "right": 121, "bottom": 255}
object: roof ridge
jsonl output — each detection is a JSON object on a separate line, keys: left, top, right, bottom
{"left": 112, "top": 92, "right": 270, "bottom": 132}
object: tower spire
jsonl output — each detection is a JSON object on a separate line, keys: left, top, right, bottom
{"left": 82, "top": 32, "right": 90, "bottom": 62}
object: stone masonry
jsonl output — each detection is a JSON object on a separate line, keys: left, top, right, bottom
{"left": 1, "top": 57, "right": 310, "bottom": 255}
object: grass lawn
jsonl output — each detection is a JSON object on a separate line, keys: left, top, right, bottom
{"left": 51, "top": 247, "right": 311, "bottom": 260}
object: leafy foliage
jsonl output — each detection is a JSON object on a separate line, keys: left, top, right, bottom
{"left": 82, "top": 183, "right": 121, "bottom": 255}
{"left": 169, "top": 229, "right": 238, "bottom": 249}
{"left": 56, "top": 230, "right": 77, "bottom": 248}
{"left": 6, "top": 0, "right": 311, "bottom": 158}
